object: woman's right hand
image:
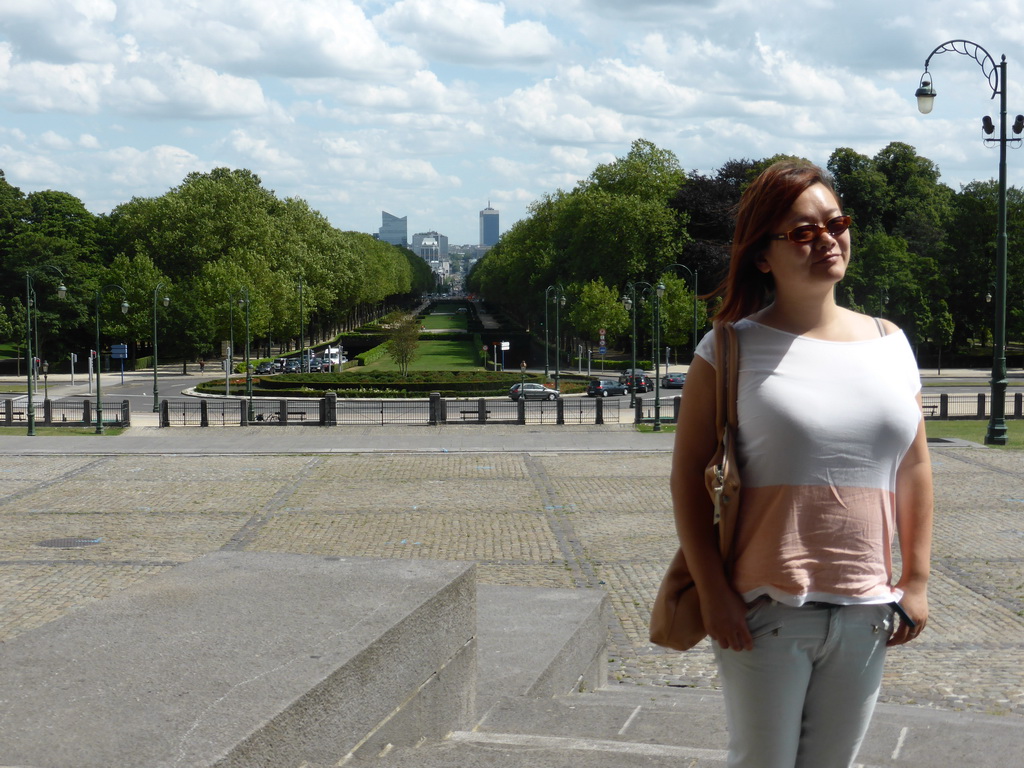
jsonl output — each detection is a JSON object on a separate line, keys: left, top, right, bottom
{"left": 702, "top": 588, "right": 754, "bottom": 651}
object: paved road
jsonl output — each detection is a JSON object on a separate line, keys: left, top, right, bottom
{"left": 0, "top": 421, "right": 1020, "bottom": 726}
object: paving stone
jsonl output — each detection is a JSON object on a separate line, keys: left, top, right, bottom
{"left": 0, "top": 443, "right": 1019, "bottom": 719}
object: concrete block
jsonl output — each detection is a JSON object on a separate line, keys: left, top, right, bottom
{"left": 0, "top": 552, "right": 477, "bottom": 768}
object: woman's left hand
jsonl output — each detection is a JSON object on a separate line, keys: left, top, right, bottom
{"left": 887, "top": 584, "right": 928, "bottom": 646}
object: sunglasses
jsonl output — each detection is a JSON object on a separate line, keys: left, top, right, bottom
{"left": 769, "top": 215, "right": 852, "bottom": 244}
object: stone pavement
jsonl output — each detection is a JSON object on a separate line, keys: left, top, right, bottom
{"left": 0, "top": 424, "right": 1021, "bottom": 726}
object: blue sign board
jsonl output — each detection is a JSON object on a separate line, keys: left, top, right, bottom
{"left": 111, "top": 343, "right": 128, "bottom": 359}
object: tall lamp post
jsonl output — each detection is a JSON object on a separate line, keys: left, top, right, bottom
{"left": 666, "top": 263, "right": 700, "bottom": 358}
{"left": 152, "top": 283, "right": 170, "bottom": 412}
{"left": 622, "top": 281, "right": 664, "bottom": 424}
{"left": 24, "top": 268, "right": 67, "bottom": 436}
{"left": 237, "top": 287, "right": 253, "bottom": 420}
{"left": 915, "top": 39, "right": 1022, "bottom": 445}
{"left": 545, "top": 284, "right": 566, "bottom": 388}
{"left": 95, "top": 285, "right": 129, "bottom": 435}
{"left": 297, "top": 276, "right": 306, "bottom": 371}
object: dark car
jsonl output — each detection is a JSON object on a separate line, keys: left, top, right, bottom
{"left": 619, "top": 373, "right": 652, "bottom": 393}
{"left": 255, "top": 361, "right": 275, "bottom": 375}
{"left": 273, "top": 358, "right": 288, "bottom": 372}
{"left": 509, "top": 382, "right": 559, "bottom": 401}
{"left": 284, "top": 358, "right": 301, "bottom": 373}
{"left": 307, "top": 357, "right": 323, "bottom": 373}
{"left": 662, "top": 373, "right": 686, "bottom": 389}
{"left": 586, "top": 379, "right": 628, "bottom": 397}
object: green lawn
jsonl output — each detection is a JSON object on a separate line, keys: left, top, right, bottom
{"left": 420, "top": 313, "right": 468, "bottom": 331}
{"left": 925, "top": 419, "right": 1024, "bottom": 449}
{"left": 360, "top": 339, "right": 483, "bottom": 372}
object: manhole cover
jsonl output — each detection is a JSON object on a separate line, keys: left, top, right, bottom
{"left": 37, "top": 537, "right": 102, "bottom": 549}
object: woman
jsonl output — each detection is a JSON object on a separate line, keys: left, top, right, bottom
{"left": 670, "top": 160, "right": 933, "bottom": 768}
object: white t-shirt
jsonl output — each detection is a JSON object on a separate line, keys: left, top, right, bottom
{"left": 695, "top": 317, "right": 922, "bottom": 605}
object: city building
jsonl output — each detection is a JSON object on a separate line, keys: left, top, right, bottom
{"left": 479, "top": 204, "right": 499, "bottom": 247}
{"left": 412, "top": 231, "right": 450, "bottom": 282}
{"left": 378, "top": 211, "right": 408, "bottom": 247}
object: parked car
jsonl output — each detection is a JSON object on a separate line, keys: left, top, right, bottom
{"left": 509, "top": 382, "right": 559, "bottom": 401}
{"left": 284, "top": 358, "right": 301, "bottom": 373}
{"left": 662, "top": 373, "right": 686, "bottom": 389}
{"left": 586, "top": 379, "right": 628, "bottom": 397}
{"left": 618, "top": 373, "right": 652, "bottom": 393}
{"left": 307, "top": 357, "right": 323, "bottom": 373}
{"left": 255, "top": 361, "right": 275, "bottom": 375}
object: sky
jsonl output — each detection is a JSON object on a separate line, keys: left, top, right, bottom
{"left": 1, "top": 0, "right": 1023, "bottom": 246}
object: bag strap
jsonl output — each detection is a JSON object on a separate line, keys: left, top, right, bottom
{"left": 713, "top": 321, "right": 739, "bottom": 436}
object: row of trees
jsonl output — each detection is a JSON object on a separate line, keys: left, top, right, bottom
{"left": 1, "top": 168, "right": 435, "bottom": 368}
{"left": 467, "top": 139, "right": 1024, "bottom": 364}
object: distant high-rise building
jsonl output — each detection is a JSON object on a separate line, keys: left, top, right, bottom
{"left": 379, "top": 211, "right": 408, "bottom": 247}
{"left": 412, "top": 231, "right": 449, "bottom": 261}
{"left": 479, "top": 203, "right": 499, "bottom": 247}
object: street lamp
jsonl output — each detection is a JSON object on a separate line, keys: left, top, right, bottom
{"left": 652, "top": 283, "right": 665, "bottom": 431}
{"left": 236, "top": 287, "right": 253, "bottom": 420}
{"left": 152, "top": 283, "right": 170, "bottom": 412}
{"left": 666, "top": 263, "right": 700, "bottom": 358}
{"left": 297, "top": 276, "right": 306, "bottom": 372}
{"left": 95, "top": 285, "right": 129, "bottom": 435}
{"left": 545, "top": 285, "right": 567, "bottom": 390}
{"left": 42, "top": 360, "right": 49, "bottom": 401}
{"left": 24, "top": 267, "right": 67, "bottom": 436}
{"left": 915, "top": 39, "right": 1023, "bottom": 445}
{"left": 622, "top": 282, "right": 665, "bottom": 427}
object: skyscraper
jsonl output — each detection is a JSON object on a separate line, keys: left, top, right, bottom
{"left": 479, "top": 203, "right": 499, "bottom": 247}
{"left": 379, "top": 211, "right": 408, "bottom": 247}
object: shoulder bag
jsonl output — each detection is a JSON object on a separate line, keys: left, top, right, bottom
{"left": 649, "top": 321, "right": 741, "bottom": 651}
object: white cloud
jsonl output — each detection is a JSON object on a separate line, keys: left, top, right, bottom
{"left": 374, "top": 0, "right": 560, "bottom": 66}
{"left": 40, "top": 130, "right": 72, "bottom": 149}
{"left": 118, "top": 0, "right": 424, "bottom": 79}
{"left": 102, "top": 143, "right": 202, "bottom": 188}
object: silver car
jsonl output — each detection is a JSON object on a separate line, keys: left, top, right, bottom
{"left": 509, "top": 382, "right": 560, "bottom": 401}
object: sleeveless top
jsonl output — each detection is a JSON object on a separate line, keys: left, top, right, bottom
{"left": 694, "top": 317, "right": 922, "bottom": 606}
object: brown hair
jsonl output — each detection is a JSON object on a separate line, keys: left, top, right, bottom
{"left": 710, "top": 160, "right": 841, "bottom": 323}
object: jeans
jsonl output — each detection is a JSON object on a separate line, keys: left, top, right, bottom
{"left": 714, "top": 599, "right": 894, "bottom": 768}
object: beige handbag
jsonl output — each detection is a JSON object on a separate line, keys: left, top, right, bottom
{"left": 649, "top": 321, "right": 741, "bottom": 651}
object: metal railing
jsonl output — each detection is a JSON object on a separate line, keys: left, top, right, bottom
{"left": 1, "top": 399, "right": 130, "bottom": 427}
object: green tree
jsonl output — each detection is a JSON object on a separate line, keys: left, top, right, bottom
{"left": 567, "top": 280, "right": 629, "bottom": 349}
{"left": 384, "top": 312, "right": 420, "bottom": 376}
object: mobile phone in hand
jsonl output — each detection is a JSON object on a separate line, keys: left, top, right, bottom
{"left": 889, "top": 601, "right": 917, "bottom": 631}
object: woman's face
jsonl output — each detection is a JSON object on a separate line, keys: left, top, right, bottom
{"left": 757, "top": 183, "right": 850, "bottom": 295}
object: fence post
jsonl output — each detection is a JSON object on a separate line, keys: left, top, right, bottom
{"left": 556, "top": 398, "right": 564, "bottom": 425}
{"left": 43, "top": 398, "right": 52, "bottom": 426}
{"left": 83, "top": 399, "right": 92, "bottom": 426}
{"left": 673, "top": 395, "right": 682, "bottom": 422}
{"left": 200, "top": 400, "right": 209, "bottom": 427}
{"left": 940, "top": 393, "right": 948, "bottom": 419}
{"left": 160, "top": 400, "right": 169, "bottom": 428}
{"left": 122, "top": 400, "right": 130, "bottom": 427}
{"left": 428, "top": 392, "right": 442, "bottom": 425}
{"left": 240, "top": 399, "right": 248, "bottom": 427}
{"left": 977, "top": 393, "right": 986, "bottom": 419}
{"left": 2, "top": 399, "right": 10, "bottom": 426}
{"left": 279, "top": 400, "right": 288, "bottom": 425}
{"left": 324, "top": 392, "right": 337, "bottom": 426}
{"left": 595, "top": 396, "right": 604, "bottom": 425}
{"left": 1016, "top": 392, "right": 1022, "bottom": 418}
{"left": 477, "top": 398, "right": 487, "bottom": 424}
{"left": 634, "top": 396, "right": 643, "bottom": 424}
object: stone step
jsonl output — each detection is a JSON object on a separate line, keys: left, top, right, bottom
{"left": 353, "top": 684, "right": 1024, "bottom": 768}
{"left": 0, "top": 553, "right": 478, "bottom": 767}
